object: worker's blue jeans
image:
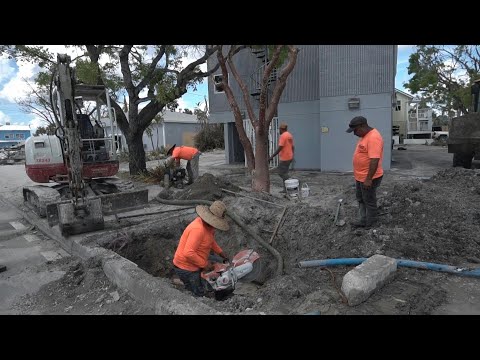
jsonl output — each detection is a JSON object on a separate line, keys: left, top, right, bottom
{"left": 173, "top": 267, "right": 207, "bottom": 297}
{"left": 355, "top": 176, "right": 383, "bottom": 226}
{"left": 173, "top": 254, "right": 222, "bottom": 297}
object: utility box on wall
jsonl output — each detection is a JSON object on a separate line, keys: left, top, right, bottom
{"left": 348, "top": 98, "right": 360, "bottom": 109}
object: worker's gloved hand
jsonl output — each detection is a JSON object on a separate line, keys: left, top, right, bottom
{"left": 219, "top": 252, "right": 229, "bottom": 264}
{"left": 203, "top": 262, "right": 215, "bottom": 272}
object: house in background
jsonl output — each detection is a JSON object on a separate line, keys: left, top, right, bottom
{"left": 102, "top": 110, "right": 199, "bottom": 153}
{"left": 405, "top": 101, "right": 433, "bottom": 144}
{"left": 0, "top": 123, "right": 31, "bottom": 149}
{"left": 393, "top": 89, "right": 414, "bottom": 143}
{"left": 207, "top": 45, "right": 397, "bottom": 172}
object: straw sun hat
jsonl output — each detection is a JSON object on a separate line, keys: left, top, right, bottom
{"left": 196, "top": 201, "right": 230, "bottom": 231}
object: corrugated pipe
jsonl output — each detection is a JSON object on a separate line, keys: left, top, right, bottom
{"left": 298, "top": 258, "right": 480, "bottom": 278}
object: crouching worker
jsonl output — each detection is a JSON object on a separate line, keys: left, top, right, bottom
{"left": 165, "top": 144, "right": 201, "bottom": 185}
{"left": 172, "top": 200, "right": 230, "bottom": 297}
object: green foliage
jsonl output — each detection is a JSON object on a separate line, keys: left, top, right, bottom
{"left": 34, "top": 124, "right": 56, "bottom": 136}
{"left": 405, "top": 45, "right": 480, "bottom": 114}
{"left": 75, "top": 59, "right": 100, "bottom": 85}
{"left": 194, "top": 123, "right": 224, "bottom": 151}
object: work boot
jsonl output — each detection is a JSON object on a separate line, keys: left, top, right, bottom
{"left": 364, "top": 221, "right": 377, "bottom": 230}
{"left": 350, "top": 220, "right": 366, "bottom": 228}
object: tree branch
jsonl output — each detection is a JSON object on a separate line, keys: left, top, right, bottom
{"left": 266, "top": 45, "right": 299, "bottom": 126}
{"left": 223, "top": 46, "right": 258, "bottom": 127}
{"left": 135, "top": 45, "right": 166, "bottom": 92}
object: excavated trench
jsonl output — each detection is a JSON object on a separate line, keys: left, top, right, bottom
{"left": 93, "top": 170, "right": 480, "bottom": 314}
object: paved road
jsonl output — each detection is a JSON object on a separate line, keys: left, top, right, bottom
{"left": 0, "top": 195, "right": 70, "bottom": 314}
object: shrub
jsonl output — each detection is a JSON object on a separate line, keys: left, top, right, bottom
{"left": 194, "top": 123, "right": 224, "bottom": 152}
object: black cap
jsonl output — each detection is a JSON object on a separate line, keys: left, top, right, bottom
{"left": 166, "top": 144, "right": 176, "bottom": 156}
{"left": 346, "top": 116, "right": 367, "bottom": 133}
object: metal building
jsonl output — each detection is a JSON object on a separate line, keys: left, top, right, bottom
{"left": 207, "top": 45, "right": 397, "bottom": 171}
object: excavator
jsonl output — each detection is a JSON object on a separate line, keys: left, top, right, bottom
{"left": 23, "top": 54, "right": 148, "bottom": 236}
{"left": 448, "top": 78, "right": 480, "bottom": 168}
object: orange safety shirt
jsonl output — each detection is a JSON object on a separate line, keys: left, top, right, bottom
{"left": 173, "top": 217, "right": 223, "bottom": 272}
{"left": 352, "top": 128, "right": 384, "bottom": 182}
{"left": 279, "top": 131, "right": 294, "bottom": 161}
{"left": 172, "top": 146, "right": 199, "bottom": 161}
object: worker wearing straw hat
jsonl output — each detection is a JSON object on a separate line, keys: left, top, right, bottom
{"left": 173, "top": 201, "right": 230, "bottom": 297}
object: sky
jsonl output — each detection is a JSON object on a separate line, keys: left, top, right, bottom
{"left": 0, "top": 45, "right": 416, "bottom": 131}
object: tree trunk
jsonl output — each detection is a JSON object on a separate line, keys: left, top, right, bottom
{"left": 251, "top": 128, "right": 270, "bottom": 192}
{"left": 127, "top": 131, "right": 147, "bottom": 174}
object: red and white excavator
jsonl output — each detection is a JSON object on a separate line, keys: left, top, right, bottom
{"left": 23, "top": 54, "right": 147, "bottom": 236}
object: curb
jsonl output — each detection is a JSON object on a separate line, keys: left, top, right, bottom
{"left": 6, "top": 197, "right": 220, "bottom": 315}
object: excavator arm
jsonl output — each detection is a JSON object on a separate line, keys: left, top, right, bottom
{"left": 53, "top": 54, "right": 104, "bottom": 235}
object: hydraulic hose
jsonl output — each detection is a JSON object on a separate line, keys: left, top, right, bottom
{"left": 298, "top": 258, "right": 480, "bottom": 278}
{"left": 155, "top": 198, "right": 284, "bottom": 276}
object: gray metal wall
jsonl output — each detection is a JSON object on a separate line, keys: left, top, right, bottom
{"left": 208, "top": 45, "right": 396, "bottom": 171}
{"left": 142, "top": 123, "right": 200, "bottom": 151}
{"left": 276, "top": 94, "right": 392, "bottom": 172}
{"left": 208, "top": 45, "right": 396, "bottom": 113}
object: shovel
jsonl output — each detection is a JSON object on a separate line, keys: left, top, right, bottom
{"left": 333, "top": 199, "right": 345, "bottom": 226}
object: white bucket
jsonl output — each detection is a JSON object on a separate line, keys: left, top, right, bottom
{"left": 301, "top": 183, "right": 310, "bottom": 198}
{"left": 284, "top": 178, "right": 299, "bottom": 198}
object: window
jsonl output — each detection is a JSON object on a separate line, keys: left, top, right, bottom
{"left": 213, "top": 74, "right": 228, "bottom": 94}
{"left": 15, "top": 133, "right": 25, "bottom": 139}
{"left": 4, "top": 134, "right": 11, "bottom": 139}
{"left": 395, "top": 100, "right": 401, "bottom": 111}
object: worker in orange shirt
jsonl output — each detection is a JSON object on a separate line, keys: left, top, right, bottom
{"left": 269, "top": 122, "right": 295, "bottom": 193}
{"left": 173, "top": 200, "right": 230, "bottom": 297}
{"left": 346, "top": 116, "right": 384, "bottom": 229}
{"left": 165, "top": 144, "right": 201, "bottom": 185}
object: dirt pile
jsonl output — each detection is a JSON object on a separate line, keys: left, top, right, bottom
{"left": 100, "top": 170, "right": 480, "bottom": 314}
{"left": 13, "top": 257, "right": 154, "bottom": 315}
{"left": 155, "top": 173, "right": 240, "bottom": 202}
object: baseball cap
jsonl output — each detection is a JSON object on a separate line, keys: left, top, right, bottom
{"left": 279, "top": 122, "right": 288, "bottom": 130}
{"left": 346, "top": 116, "right": 367, "bottom": 133}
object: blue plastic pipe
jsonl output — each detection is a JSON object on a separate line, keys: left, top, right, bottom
{"left": 298, "top": 258, "right": 480, "bottom": 278}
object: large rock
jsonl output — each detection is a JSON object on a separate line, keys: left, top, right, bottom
{"left": 341, "top": 255, "right": 397, "bottom": 306}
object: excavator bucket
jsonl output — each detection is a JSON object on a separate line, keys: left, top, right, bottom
{"left": 57, "top": 198, "right": 104, "bottom": 236}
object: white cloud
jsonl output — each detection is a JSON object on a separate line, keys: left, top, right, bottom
{"left": 0, "top": 56, "right": 15, "bottom": 83}
{"left": 0, "top": 59, "right": 40, "bottom": 102}
{"left": 177, "top": 45, "right": 208, "bottom": 73}
{"left": 0, "top": 110, "right": 12, "bottom": 124}
{"left": 28, "top": 116, "right": 45, "bottom": 132}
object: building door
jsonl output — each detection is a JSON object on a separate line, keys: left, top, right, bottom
{"left": 243, "top": 117, "right": 279, "bottom": 168}
{"left": 319, "top": 112, "right": 356, "bottom": 172}
{"left": 227, "top": 123, "right": 245, "bottom": 163}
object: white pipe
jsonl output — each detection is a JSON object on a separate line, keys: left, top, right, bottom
{"left": 162, "top": 122, "right": 166, "bottom": 149}
{"left": 105, "top": 92, "right": 115, "bottom": 158}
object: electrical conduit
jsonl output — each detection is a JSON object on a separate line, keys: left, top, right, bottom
{"left": 298, "top": 258, "right": 480, "bottom": 278}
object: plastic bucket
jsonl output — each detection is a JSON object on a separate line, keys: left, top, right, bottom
{"left": 284, "top": 178, "right": 299, "bottom": 198}
{"left": 301, "top": 183, "right": 310, "bottom": 198}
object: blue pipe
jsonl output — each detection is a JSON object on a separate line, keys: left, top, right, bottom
{"left": 298, "top": 258, "right": 480, "bottom": 278}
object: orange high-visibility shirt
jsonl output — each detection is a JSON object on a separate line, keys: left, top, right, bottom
{"left": 173, "top": 217, "right": 223, "bottom": 272}
{"left": 279, "top": 131, "right": 294, "bottom": 161}
{"left": 352, "top": 128, "right": 384, "bottom": 182}
{"left": 172, "top": 146, "right": 199, "bottom": 161}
